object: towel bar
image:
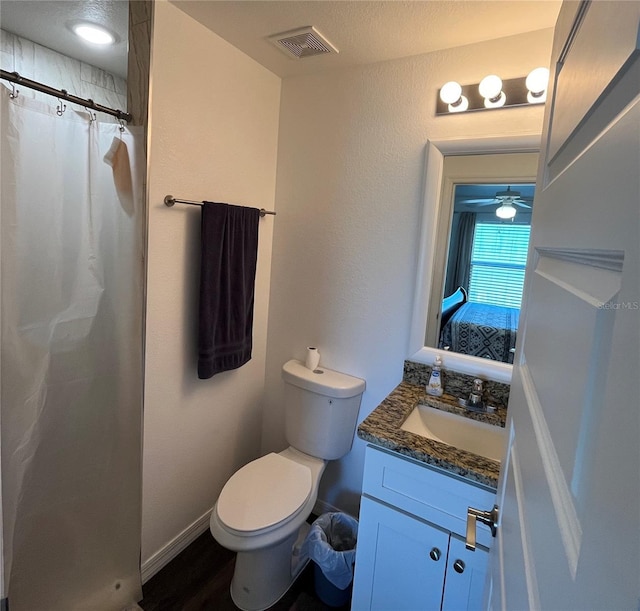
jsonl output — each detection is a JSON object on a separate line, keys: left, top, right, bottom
{"left": 164, "top": 195, "right": 275, "bottom": 217}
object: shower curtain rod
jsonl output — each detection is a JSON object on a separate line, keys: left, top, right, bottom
{"left": 1, "top": 70, "right": 132, "bottom": 122}
{"left": 164, "top": 195, "right": 276, "bottom": 217}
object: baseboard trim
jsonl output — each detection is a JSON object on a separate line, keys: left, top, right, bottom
{"left": 142, "top": 499, "right": 350, "bottom": 583}
{"left": 141, "top": 508, "right": 213, "bottom": 584}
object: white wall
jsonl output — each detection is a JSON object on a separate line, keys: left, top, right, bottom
{"left": 263, "top": 28, "right": 554, "bottom": 515}
{"left": 142, "top": 0, "right": 280, "bottom": 569}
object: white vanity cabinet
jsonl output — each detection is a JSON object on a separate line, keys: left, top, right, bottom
{"left": 352, "top": 445, "right": 496, "bottom": 611}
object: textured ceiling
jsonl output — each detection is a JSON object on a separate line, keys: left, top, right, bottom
{"left": 172, "top": 0, "right": 562, "bottom": 78}
{"left": 0, "top": 0, "right": 129, "bottom": 78}
{"left": 0, "top": 1, "right": 561, "bottom": 81}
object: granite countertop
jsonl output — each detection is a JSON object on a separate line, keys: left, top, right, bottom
{"left": 357, "top": 381, "right": 506, "bottom": 489}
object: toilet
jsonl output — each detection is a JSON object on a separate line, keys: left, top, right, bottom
{"left": 210, "top": 358, "right": 366, "bottom": 611}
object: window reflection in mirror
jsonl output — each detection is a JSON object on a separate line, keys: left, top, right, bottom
{"left": 438, "top": 183, "right": 534, "bottom": 363}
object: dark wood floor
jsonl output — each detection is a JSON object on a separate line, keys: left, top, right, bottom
{"left": 139, "top": 528, "right": 351, "bottom": 611}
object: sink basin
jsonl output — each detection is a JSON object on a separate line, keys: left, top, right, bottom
{"left": 400, "top": 404, "right": 506, "bottom": 462}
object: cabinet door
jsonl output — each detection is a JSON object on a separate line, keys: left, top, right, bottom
{"left": 441, "top": 534, "right": 489, "bottom": 611}
{"left": 352, "top": 496, "right": 449, "bottom": 611}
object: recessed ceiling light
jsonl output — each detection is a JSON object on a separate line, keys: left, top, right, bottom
{"left": 72, "top": 23, "right": 116, "bottom": 46}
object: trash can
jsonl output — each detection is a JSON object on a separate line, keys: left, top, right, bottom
{"left": 300, "top": 512, "right": 358, "bottom": 607}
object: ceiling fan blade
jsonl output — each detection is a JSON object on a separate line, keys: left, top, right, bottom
{"left": 513, "top": 201, "right": 532, "bottom": 208}
{"left": 459, "top": 198, "right": 499, "bottom": 205}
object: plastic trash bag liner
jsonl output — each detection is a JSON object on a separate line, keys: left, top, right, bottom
{"left": 300, "top": 512, "right": 359, "bottom": 590}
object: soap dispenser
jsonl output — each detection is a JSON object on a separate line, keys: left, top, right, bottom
{"left": 426, "top": 356, "right": 444, "bottom": 397}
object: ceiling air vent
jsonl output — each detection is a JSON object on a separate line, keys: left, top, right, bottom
{"left": 268, "top": 26, "right": 339, "bottom": 59}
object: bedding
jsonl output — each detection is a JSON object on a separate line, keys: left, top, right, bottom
{"left": 439, "top": 301, "right": 519, "bottom": 364}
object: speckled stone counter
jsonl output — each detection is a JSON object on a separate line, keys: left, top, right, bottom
{"left": 357, "top": 380, "right": 506, "bottom": 489}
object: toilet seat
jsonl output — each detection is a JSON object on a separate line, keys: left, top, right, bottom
{"left": 216, "top": 452, "right": 312, "bottom": 534}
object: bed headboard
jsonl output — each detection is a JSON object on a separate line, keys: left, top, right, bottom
{"left": 440, "top": 286, "right": 467, "bottom": 329}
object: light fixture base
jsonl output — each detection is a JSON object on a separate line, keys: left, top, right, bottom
{"left": 436, "top": 76, "right": 532, "bottom": 115}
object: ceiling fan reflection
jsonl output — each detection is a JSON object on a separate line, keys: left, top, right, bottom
{"left": 461, "top": 185, "right": 532, "bottom": 209}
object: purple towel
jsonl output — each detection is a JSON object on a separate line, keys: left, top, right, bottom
{"left": 198, "top": 202, "right": 260, "bottom": 379}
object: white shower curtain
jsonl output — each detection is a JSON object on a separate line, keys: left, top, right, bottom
{"left": 0, "top": 87, "right": 144, "bottom": 609}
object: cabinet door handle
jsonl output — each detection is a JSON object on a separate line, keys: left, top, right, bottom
{"left": 466, "top": 504, "right": 499, "bottom": 551}
{"left": 429, "top": 547, "right": 441, "bottom": 561}
{"left": 453, "top": 559, "right": 465, "bottom": 573}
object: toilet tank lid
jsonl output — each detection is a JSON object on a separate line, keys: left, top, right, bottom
{"left": 282, "top": 359, "right": 366, "bottom": 398}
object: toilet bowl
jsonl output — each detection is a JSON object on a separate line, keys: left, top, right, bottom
{"left": 210, "top": 359, "right": 365, "bottom": 611}
{"left": 210, "top": 447, "right": 326, "bottom": 611}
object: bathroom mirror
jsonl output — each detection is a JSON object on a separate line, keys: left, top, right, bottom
{"left": 426, "top": 177, "right": 535, "bottom": 364}
{"left": 409, "top": 136, "right": 540, "bottom": 383}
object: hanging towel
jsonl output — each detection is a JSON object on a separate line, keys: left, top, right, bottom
{"left": 198, "top": 202, "right": 260, "bottom": 379}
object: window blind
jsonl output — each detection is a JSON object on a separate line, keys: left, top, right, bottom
{"left": 468, "top": 223, "right": 531, "bottom": 308}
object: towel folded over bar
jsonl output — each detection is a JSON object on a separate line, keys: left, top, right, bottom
{"left": 198, "top": 202, "right": 260, "bottom": 379}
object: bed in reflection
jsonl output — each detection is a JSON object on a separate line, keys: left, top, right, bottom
{"left": 439, "top": 288, "right": 519, "bottom": 364}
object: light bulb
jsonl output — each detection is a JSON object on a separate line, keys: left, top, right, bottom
{"left": 449, "top": 95, "right": 469, "bottom": 113}
{"left": 496, "top": 203, "right": 516, "bottom": 219}
{"left": 526, "top": 67, "right": 550, "bottom": 94}
{"left": 439, "top": 81, "right": 462, "bottom": 105}
{"left": 479, "top": 74, "right": 506, "bottom": 108}
{"left": 526, "top": 67, "right": 550, "bottom": 103}
{"left": 484, "top": 91, "right": 506, "bottom": 108}
{"left": 479, "top": 75, "right": 503, "bottom": 100}
{"left": 72, "top": 23, "right": 116, "bottom": 45}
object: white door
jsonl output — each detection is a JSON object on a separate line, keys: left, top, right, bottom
{"left": 491, "top": 2, "right": 640, "bottom": 609}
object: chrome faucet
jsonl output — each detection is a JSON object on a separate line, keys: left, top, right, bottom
{"left": 458, "top": 379, "right": 488, "bottom": 412}
{"left": 468, "top": 379, "right": 484, "bottom": 408}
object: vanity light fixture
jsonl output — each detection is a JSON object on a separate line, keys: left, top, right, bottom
{"left": 436, "top": 67, "right": 550, "bottom": 115}
{"left": 71, "top": 22, "right": 116, "bottom": 46}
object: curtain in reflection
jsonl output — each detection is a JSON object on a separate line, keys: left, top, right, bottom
{"left": 444, "top": 212, "right": 476, "bottom": 297}
{"left": 1, "top": 89, "right": 144, "bottom": 610}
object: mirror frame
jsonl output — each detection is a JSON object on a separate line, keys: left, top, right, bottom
{"left": 409, "top": 133, "right": 541, "bottom": 383}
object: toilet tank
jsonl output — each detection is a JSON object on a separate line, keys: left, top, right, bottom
{"left": 282, "top": 359, "right": 366, "bottom": 460}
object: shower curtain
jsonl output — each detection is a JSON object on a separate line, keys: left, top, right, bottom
{"left": 0, "top": 87, "right": 144, "bottom": 609}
